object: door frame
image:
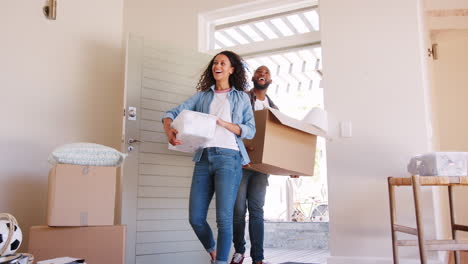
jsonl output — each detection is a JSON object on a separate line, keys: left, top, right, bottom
{"left": 121, "top": 34, "right": 143, "bottom": 264}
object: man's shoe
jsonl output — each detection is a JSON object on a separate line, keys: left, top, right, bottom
{"left": 230, "top": 253, "right": 244, "bottom": 264}
{"left": 255, "top": 261, "right": 271, "bottom": 264}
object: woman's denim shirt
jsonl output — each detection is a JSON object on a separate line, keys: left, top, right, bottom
{"left": 163, "top": 85, "right": 256, "bottom": 165}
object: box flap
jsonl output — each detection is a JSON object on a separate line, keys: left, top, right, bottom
{"left": 268, "top": 108, "right": 328, "bottom": 138}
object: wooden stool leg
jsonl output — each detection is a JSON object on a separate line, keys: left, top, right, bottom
{"left": 388, "top": 177, "right": 399, "bottom": 264}
{"left": 412, "top": 175, "right": 427, "bottom": 264}
{"left": 448, "top": 185, "right": 459, "bottom": 264}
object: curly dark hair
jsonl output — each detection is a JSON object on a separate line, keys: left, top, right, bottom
{"left": 196, "top": 50, "right": 248, "bottom": 92}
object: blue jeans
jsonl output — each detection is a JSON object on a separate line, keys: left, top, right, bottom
{"left": 233, "top": 169, "right": 268, "bottom": 263}
{"left": 189, "top": 148, "right": 242, "bottom": 264}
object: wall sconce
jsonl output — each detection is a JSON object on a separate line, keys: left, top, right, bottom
{"left": 43, "top": 0, "right": 57, "bottom": 20}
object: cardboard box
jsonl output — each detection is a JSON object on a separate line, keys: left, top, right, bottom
{"left": 243, "top": 108, "right": 327, "bottom": 176}
{"left": 47, "top": 164, "right": 116, "bottom": 226}
{"left": 28, "top": 225, "right": 125, "bottom": 264}
{"left": 169, "top": 110, "right": 217, "bottom": 153}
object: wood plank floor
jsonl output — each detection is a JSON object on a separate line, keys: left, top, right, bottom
{"left": 243, "top": 248, "right": 329, "bottom": 264}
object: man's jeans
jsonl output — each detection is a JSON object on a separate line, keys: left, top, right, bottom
{"left": 233, "top": 169, "right": 268, "bottom": 263}
{"left": 189, "top": 148, "right": 242, "bottom": 264}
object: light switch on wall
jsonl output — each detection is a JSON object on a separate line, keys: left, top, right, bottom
{"left": 340, "top": 121, "right": 352, "bottom": 138}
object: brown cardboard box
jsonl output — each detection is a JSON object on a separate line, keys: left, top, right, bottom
{"left": 47, "top": 164, "right": 117, "bottom": 226}
{"left": 243, "top": 108, "right": 327, "bottom": 176}
{"left": 28, "top": 225, "right": 125, "bottom": 264}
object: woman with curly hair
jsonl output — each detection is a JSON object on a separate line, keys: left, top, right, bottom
{"left": 162, "top": 51, "right": 255, "bottom": 264}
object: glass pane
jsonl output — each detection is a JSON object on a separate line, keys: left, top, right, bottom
{"left": 270, "top": 18, "right": 294, "bottom": 37}
{"left": 286, "top": 14, "right": 309, "bottom": 34}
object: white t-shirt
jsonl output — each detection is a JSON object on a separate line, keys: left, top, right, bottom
{"left": 204, "top": 89, "right": 239, "bottom": 150}
{"left": 254, "top": 97, "right": 270, "bottom": 111}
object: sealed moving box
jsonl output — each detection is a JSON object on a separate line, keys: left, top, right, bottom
{"left": 28, "top": 225, "right": 125, "bottom": 264}
{"left": 243, "top": 108, "right": 327, "bottom": 176}
{"left": 47, "top": 164, "right": 117, "bottom": 226}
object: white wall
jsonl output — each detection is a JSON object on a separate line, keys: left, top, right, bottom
{"left": 123, "top": 0, "right": 255, "bottom": 50}
{"left": 320, "top": 0, "right": 434, "bottom": 263}
{"left": 0, "top": 0, "right": 124, "bottom": 249}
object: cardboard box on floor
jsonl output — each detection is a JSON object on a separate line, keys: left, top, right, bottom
{"left": 243, "top": 108, "right": 327, "bottom": 176}
{"left": 28, "top": 225, "right": 125, "bottom": 264}
{"left": 48, "top": 164, "right": 117, "bottom": 226}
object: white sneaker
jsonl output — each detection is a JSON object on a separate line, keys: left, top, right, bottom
{"left": 231, "top": 253, "right": 244, "bottom": 264}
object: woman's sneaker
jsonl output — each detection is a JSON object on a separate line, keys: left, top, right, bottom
{"left": 230, "top": 253, "right": 244, "bottom": 264}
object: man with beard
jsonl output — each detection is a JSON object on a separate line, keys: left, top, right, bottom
{"left": 230, "top": 65, "right": 278, "bottom": 264}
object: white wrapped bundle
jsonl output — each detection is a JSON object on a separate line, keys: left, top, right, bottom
{"left": 48, "top": 143, "right": 126, "bottom": 167}
{"left": 169, "top": 110, "right": 217, "bottom": 153}
{"left": 407, "top": 152, "right": 468, "bottom": 176}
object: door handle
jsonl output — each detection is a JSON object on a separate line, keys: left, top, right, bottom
{"left": 128, "top": 138, "right": 145, "bottom": 144}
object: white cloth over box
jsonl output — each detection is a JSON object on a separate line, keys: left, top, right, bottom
{"left": 407, "top": 152, "right": 468, "bottom": 176}
{"left": 169, "top": 110, "right": 217, "bottom": 153}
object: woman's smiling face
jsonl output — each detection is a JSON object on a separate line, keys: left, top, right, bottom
{"left": 212, "top": 54, "right": 234, "bottom": 83}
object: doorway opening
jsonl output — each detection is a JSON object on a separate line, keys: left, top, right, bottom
{"left": 199, "top": 1, "right": 329, "bottom": 261}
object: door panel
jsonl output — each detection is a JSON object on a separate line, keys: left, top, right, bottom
{"left": 122, "top": 35, "right": 213, "bottom": 264}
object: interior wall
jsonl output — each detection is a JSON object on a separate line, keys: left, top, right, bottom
{"left": 431, "top": 30, "right": 468, "bottom": 152}
{"left": 0, "top": 0, "right": 124, "bottom": 249}
{"left": 122, "top": 0, "right": 255, "bottom": 51}
{"left": 320, "top": 0, "right": 434, "bottom": 262}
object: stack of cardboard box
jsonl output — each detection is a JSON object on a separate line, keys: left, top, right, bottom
{"left": 28, "top": 164, "right": 125, "bottom": 264}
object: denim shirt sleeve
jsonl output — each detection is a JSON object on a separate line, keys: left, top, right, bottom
{"left": 236, "top": 92, "right": 256, "bottom": 139}
{"left": 162, "top": 92, "right": 200, "bottom": 122}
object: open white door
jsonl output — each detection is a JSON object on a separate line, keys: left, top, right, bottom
{"left": 121, "top": 35, "right": 214, "bottom": 264}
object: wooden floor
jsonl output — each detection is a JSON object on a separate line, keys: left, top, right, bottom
{"left": 243, "top": 248, "right": 329, "bottom": 264}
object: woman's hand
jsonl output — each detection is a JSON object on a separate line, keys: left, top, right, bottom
{"left": 245, "top": 145, "right": 255, "bottom": 152}
{"left": 217, "top": 118, "right": 241, "bottom": 136}
{"left": 163, "top": 118, "right": 182, "bottom": 146}
{"left": 165, "top": 127, "right": 182, "bottom": 146}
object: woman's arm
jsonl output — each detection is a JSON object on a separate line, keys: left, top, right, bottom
{"left": 162, "top": 92, "right": 200, "bottom": 121}
{"left": 218, "top": 93, "right": 255, "bottom": 138}
{"left": 162, "top": 92, "right": 201, "bottom": 145}
{"left": 217, "top": 118, "right": 241, "bottom": 135}
{"left": 235, "top": 93, "right": 256, "bottom": 139}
